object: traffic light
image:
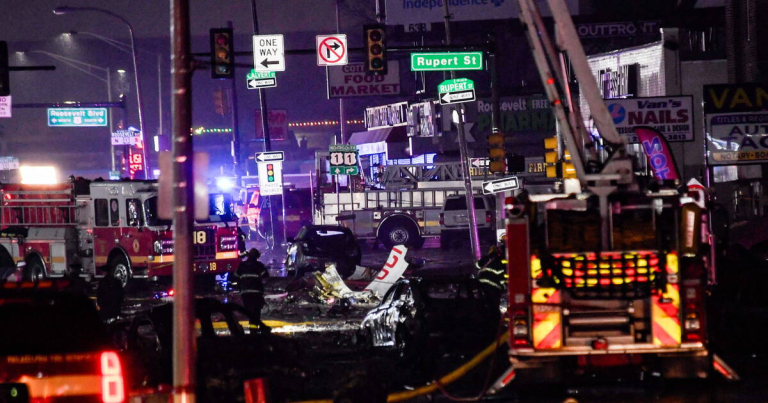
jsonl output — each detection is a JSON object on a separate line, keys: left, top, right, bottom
{"left": 488, "top": 131, "right": 506, "bottom": 173}
{"left": 210, "top": 28, "right": 234, "bottom": 79}
{"left": 364, "top": 24, "right": 387, "bottom": 74}
{"left": 266, "top": 164, "right": 275, "bottom": 182}
{"left": 543, "top": 136, "right": 576, "bottom": 179}
{"left": 213, "top": 89, "right": 226, "bottom": 115}
{"left": 0, "top": 41, "right": 9, "bottom": 96}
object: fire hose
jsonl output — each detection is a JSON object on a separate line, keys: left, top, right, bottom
{"left": 290, "top": 331, "right": 510, "bottom": 403}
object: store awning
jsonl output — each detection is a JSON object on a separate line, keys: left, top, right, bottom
{"left": 348, "top": 126, "right": 408, "bottom": 145}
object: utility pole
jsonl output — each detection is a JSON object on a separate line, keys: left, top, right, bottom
{"left": 250, "top": 0, "right": 276, "bottom": 249}
{"left": 228, "top": 21, "right": 242, "bottom": 180}
{"left": 442, "top": 1, "right": 481, "bottom": 262}
{"left": 170, "top": 0, "right": 196, "bottom": 402}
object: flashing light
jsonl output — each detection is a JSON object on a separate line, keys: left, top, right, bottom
{"left": 168, "top": 289, "right": 175, "bottom": 297}
{"left": 19, "top": 166, "right": 57, "bottom": 185}
{"left": 216, "top": 177, "right": 235, "bottom": 191}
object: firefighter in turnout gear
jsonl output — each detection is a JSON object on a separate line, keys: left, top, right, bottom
{"left": 235, "top": 248, "right": 270, "bottom": 331}
{"left": 477, "top": 242, "right": 506, "bottom": 311}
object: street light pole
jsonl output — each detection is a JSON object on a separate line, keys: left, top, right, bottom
{"left": 54, "top": 6, "right": 149, "bottom": 179}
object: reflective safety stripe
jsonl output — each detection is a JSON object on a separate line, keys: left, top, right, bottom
{"left": 479, "top": 278, "right": 503, "bottom": 289}
{"left": 239, "top": 273, "right": 267, "bottom": 278}
{"left": 17, "top": 374, "right": 103, "bottom": 398}
{"left": 241, "top": 290, "right": 264, "bottom": 294}
{"left": 532, "top": 289, "right": 562, "bottom": 349}
{"left": 480, "top": 267, "right": 505, "bottom": 275}
{"left": 652, "top": 284, "right": 681, "bottom": 346}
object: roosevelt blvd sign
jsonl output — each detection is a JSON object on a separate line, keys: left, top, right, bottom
{"left": 411, "top": 52, "right": 483, "bottom": 71}
{"left": 482, "top": 176, "right": 520, "bottom": 195}
{"left": 438, "top": 78, "right": 475, "bottom": 105}
{"left": 48, "top": 108, "right": 108, "bottom": 127}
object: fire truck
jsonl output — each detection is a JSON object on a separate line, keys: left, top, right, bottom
{"left": 0, "top": 179, "right": 241, "bottom": 286}
{"left": 495, "top": 0, "right": 736, "bottom": 383}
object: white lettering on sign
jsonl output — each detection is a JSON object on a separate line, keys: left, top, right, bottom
{"left": 0, "top": 96, "right": 11, "bottom": 118}
{"left": 252, "top": 34, "right": 285, "bottom": 72}
{"left": 327, "top": 61, "right": 400, "bottom": 99}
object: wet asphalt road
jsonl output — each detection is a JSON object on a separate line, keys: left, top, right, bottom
{"left": 114, "top": 237, "right": 768, "bottom": 403}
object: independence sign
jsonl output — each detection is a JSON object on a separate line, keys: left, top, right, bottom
{"left": 386, "top": 0, "right": 579, "bottom": 25}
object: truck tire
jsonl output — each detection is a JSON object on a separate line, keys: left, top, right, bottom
{"left": 24, "top": 255, "right": 46, "bottom": 282}
{"left": 379, "top": 219, "right": 421, "bottom": 249}
{"left": 109, "top": 254, "right": 132, "bottom": 288}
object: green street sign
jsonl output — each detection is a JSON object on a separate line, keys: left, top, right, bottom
{"left": 438, "top": 78, "right": 475, "bottom": 93}
{"left": 329, "top": 144, "right": 359, "bottom": 176}
{"left": 410, "top": 52, "right": 483, "bottom": 71}
{"left": 246, "top": 70, "right": 276, "bottom": 80}
{"left": 47, "top": 108, "right": 108, "bottom": 127}
{"left": 438, "top": 78, "right": 476, "bottom": 105}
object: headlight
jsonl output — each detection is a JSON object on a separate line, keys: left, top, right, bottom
{"left": 154, "top": 239, "right": 174, "bottom": 254}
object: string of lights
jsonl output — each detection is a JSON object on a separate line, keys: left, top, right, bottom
{"left": 192, "top": 119, "right": 364, "bottom": 135}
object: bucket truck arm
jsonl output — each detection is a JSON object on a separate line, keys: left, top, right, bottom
{"left": 516, "top": 0, "right": 636, "bottom": 188}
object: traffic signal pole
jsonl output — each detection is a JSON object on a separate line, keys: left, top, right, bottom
{"left": 442, "top": 1, "right": 481, "bottom": 262}
{"left": 170, "top": 0, "right": 197, "bottom": 401}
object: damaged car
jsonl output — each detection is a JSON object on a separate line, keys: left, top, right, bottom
{"left": 285, "top": 225, "right": 362, "bottom": 278}
{"left": 360, "top": 275, "right": 501, "bottom": 359}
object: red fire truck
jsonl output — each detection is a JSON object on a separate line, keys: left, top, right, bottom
{"left": 0, "top": 179, "right": 241, "bottom": 286}
{"left": 491, "top": 0, "right": 737, "bottom": 384}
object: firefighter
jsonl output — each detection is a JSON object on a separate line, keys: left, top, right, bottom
{"left": 96, "top": 270, "right": 124, "bottom": 322}
{"left": 235, "top": 248, "right": 270, "bottom": 331}
{"left": 477, "top": 242, "right": 506, "bottom": 311}
{"left": 64, "top": 263, "right": 89, "bottom": 295}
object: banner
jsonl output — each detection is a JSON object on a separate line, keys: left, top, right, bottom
{"left": 634, "top": 126, "right": 680, "bottom": 181}
{"left": 706, "top": 113, "right": 768, "bottom": 165}
{"left": 604, "top": 96, "right": 693, "bottom": 143}
{"left": 327, "top": 61, "right": 400, "bottom": 98}
{"left": 254, "top": 110, "right": 288, "bottom": 141}
{"left": 385, "top": 0, "right": 579, "bottom": 25}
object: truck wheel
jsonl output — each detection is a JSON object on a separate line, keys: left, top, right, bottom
{"left": 379, "top": 220, "right": 420, "bottom": 249}
{"left": 24, "top": 255, "right": 46, "bottom": 281}
{"left": 109, "top": 255, "right": 132, "bottom": 288}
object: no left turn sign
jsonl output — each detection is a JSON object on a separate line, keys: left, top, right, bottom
{"left": 316, "top": 34, "right": 348, "bottom": 66}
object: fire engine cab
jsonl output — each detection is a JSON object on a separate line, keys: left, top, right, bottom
{"left": 0, "top": 179, "right": 241, "bottom": 286}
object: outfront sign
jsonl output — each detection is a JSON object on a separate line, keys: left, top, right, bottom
{"left": 252, "top": 34, "right": 285, "bottom": 72}
{"left": 410, "top": 52, "right": 483, "bottom": 71}
{"left": 48, "top": 108, "right": 108, "bottom": 127}
{"left": 603, "top": 96, "right": 693, "bottom": 143}
{"left": 385, "top": 0, "right": 580, "bottom": 25}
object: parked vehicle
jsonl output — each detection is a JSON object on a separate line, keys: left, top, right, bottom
{"left": 439, "top": 194, "right": 496, "bottom": 249}
{"left": 284, "top": 225, "right": 362, "bottom": 278}
{"left": 0, "top": 282, "right": 127, "bottom": 402}
{"left": 360, "top": 275, "right": 500, "bottom": 359}
{"left": 116, "top": 298, "right": 304, "bottom": 403}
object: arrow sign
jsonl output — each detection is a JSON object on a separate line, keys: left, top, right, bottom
{"left": 440, "top": 89, "right": 475, "bottom": 105}
{"left": 255, "top": 151, "right": 284, "bottom": 162}
{"left": 482, "top": 177, "right": 520, "bottom": 195}
{"left": 316, "top": 34, "right": 348, "bottom": 66}
{"left": 253, "top": 34, "right": 285, "bottom": 72}
{"left": 470, "top": 158, "right": 489, "bottom": 168}
{"left": 247, "top": 78, "right": 277, "bottom": 89}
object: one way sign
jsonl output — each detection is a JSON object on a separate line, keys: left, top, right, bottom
{"left": 253, "top": 34, "right": 285, "bottom": 72}
{"left": 255, "top": 151, "right": 284, "bottom": 162}
{"left": 438, "top": 78, "right": 476, "bottom": 105}
{"left": 482, "top": 176, "right": 520, "bottom": 195}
